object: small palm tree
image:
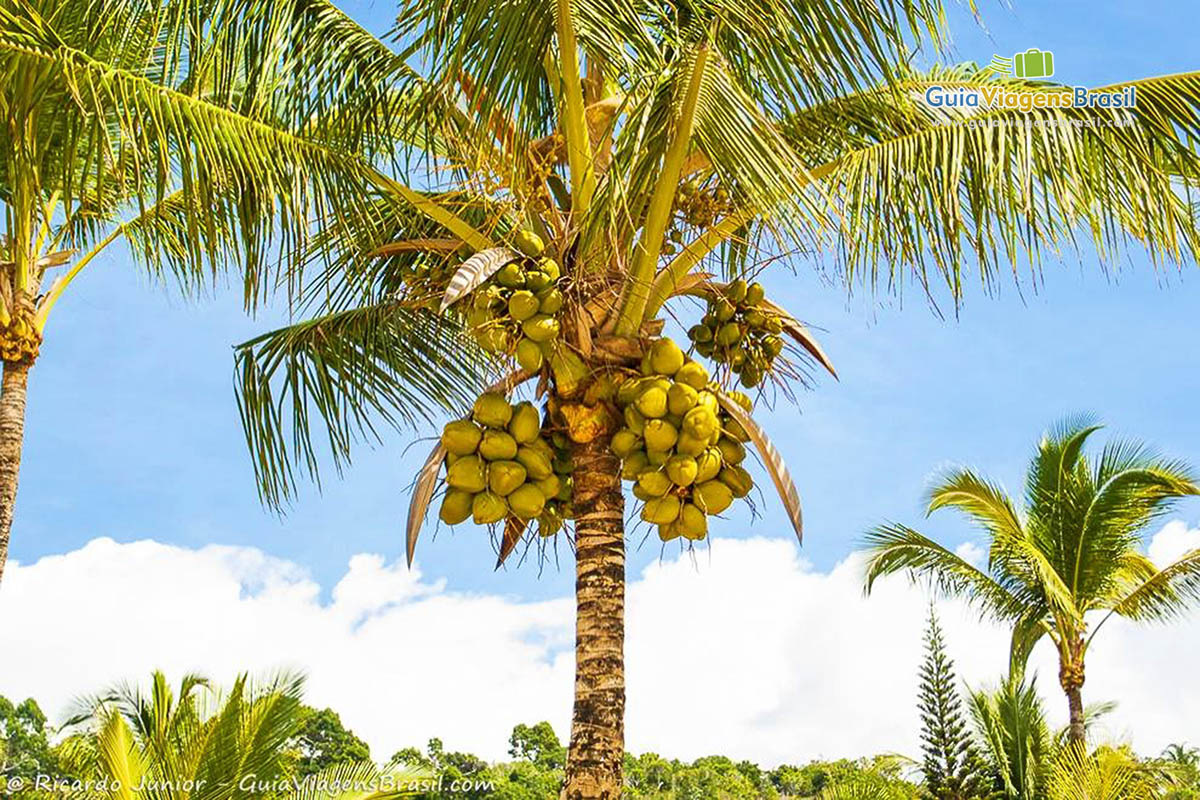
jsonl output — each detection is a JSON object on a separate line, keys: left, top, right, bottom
{"left": 58, "top": 671, "right": 428, "bottom": 800}
{"left": 229, "top": 1, "right": 1200, "bottom": 794}
{"left": 864, "top": 417, "right": 1200, "bottom": 748}
{"left": 0, "top": 0, "right": 403, "bottom": 584}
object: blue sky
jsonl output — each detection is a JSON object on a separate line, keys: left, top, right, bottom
{"left": 11, "top": 0, "right": 1200, "bottom": 607}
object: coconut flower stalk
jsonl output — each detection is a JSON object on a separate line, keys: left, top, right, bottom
{"left": 233, "top": 2, "right": 1200, "bottom": 796}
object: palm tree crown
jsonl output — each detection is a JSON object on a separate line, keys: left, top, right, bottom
{"left": 864, "top": 416, "right": 1200, "bottom": 746}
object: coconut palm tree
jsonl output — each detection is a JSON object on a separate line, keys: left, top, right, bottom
{"left": 864, "top": 417, "right": 1200, "bottom": 749}
{"left": 57, "top": 670, "right": 428, "bottom": 800}
{"left": 231, "top": 2, "right": 1200, "bottom": 794}
{"left": 0, "top": 0, "right": 410, "bottom": 584}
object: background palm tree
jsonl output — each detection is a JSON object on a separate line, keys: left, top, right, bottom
{"left": 0, "top": 0, "right": 406, "bottom": 584}
{"left": 229, "top": 1, "right": 1200, "bottom": 794}
{"left": 864, "top": 417, "right": 1200, "bottom": 748}
{"left": 57, "top": 670, "right": 427, "bottom": 800}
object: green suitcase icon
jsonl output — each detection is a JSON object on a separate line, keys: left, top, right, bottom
{"left": 1014, "top": 48, "right": 1054, "bottom": 79}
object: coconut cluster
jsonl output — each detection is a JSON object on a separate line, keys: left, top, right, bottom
{"left": 463, "top": 231, "right": 564, "bottom": 373}
{"left": 687, "top": 278, "right": 784, "bottom": 388}
{"left": 611, "top": 338, "right": 755, "bottom": 542}
{"left": 438, "top": 392, "right": 573, "bottom": 535}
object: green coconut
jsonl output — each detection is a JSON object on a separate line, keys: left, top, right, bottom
{"left": 616, "top": 377, "right": 643, "bottom": 406}
{"left": 642, "top": 419, "right": 679, "bottom": 452}
{"left": 620, "top": 451, "right": 650, "bottom": 481}
{"left": 538, "top": 256, "right": 561, "bottom": 280}
{"left": 648, "top": 338, "right": 685, "bottom": 376}
{"left": 556, "top": 477, "right": 573, "bottom": 501}
{"left": 507, "top": 484, "right": 547, "bottom": 519}
{"left": 636, "top": 470, "right": 673, "bottom": 498}
{"left": 525, "top": 271, "right": 552, "bottom": 292}
{"left": 675, "top": 361, "right": 709, "bottom": 390}
{"left": 472, "top": 491, "right": 508, "bottom": 524}
{"left": 488, "top": 460, "right": 528, "bottom": 496}
{"left": 515, "top": 445, "right": 553, "bottom": 480}
{"left": 694, "top": 480, "right": 733, "bottom": 514}
{"left": 446, "top": 456, "right": 488, "bottom": 493}
{"left": 726, "top": 278, "right": 748, "bottom": 304}
{"left": 682, "top": 406, "right": 719, "bottom": 440}
{"left": 522, "top": 314, "right": 560, "bottom": 342}
{"left": 438, "top": 490, "right": 474, "bottom": 525}
{"left": 646, "top": 448, "right": 670, "bottom": 467}
{"left": 508, "top": 402, "right": 541, "bottom": 444}
{"left": 724, "top": 417, "right": 751, "bottom": 443}
{"left": 507, "top": 290, "right": 540, "bottom": 322}
{"left": 717, "top": 436, "right": 747, "bottom": 464}
{"left": 622, "top": 405, "right": 646, "bottom": 435}
{"left": 514, "top": 230, "right": 545, "bottom": 257}
{"left": 665, "top": 454, "right": 699, "bottom": 486}
{"left": 719, "top": 465, "right": 754, "bottom": 498}
{"left": 611, "top": 429, "right": 643, "bottom": 458}
{"left": 473, "top": 392, "right": 513, "bottom": 428}
{"left": 634, "top": 386, "right": 668, "bottom": 419}
{"left": 632, "top": 483, "right": 656, "bottom": 502}
{"left": 535, "top": 475, "right": 561, "bottom": 498}
{"left": 657, "top": 523, "right": 682, "bottom": 542}
{"left": 495, "top": 262, "right": 526, "bottom": 288}
{"left": 441, "top": 419, "right": 483, "bottom": 456}
{"left": 745, "top": 282, "right": 765, "bottom": 305}
{"left": 516, "top": 338, "right": 545, "bottom": 372}
{"left": 478, "top": 429, "right": 518, "bottom": 461}
{"left": 641, "top": 495, "right": 682, "bottom": 525}
{"left": 716, "top": 322, "right": 742, "bottom": 346}
{"left": 674, "top": 433, "right": 707, "bottom": 458}
{"left": 538, "top": 288, "right": 563, "bottom": 314}
{"left": 678, "top": 503, "right": 708, "bottom": 540}
{"left": 696, "top": 448, "right": 723, "bottom": 483}
{"left": 667, "top": 382, "right": 699, "bottom": 416}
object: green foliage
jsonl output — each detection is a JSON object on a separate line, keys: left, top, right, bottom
{"left": 917, "top": 612, "right": 994, "bottom": 800}
{"left": 0, "top": 696, "right": 59, "bottom": 784}
{"left": 290, "top": 706, "right": 372, "bottom": 777}
{"left": 508, "top": 722, "right": 564, "bottom": 772}
{"left": 968, "top": 677, "right": 1054, "bottom": 800}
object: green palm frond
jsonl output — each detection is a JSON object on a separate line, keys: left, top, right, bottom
{"left": 1104, "top": 547, "right": 1200, "bottom": 623}
{"left": 1049, "top": 745, "right": 1161, "bottom": 800}
{"left": 785, "top": 67, "right": 1200, "bottom": 301}
{"left": 969, "top": 676, "right": 1053, "bottom": 800}
{"left": 235, "top": 302, "right": 490, "bottom": 507}
{"left": 862, "top": 523, "right": 1026, "bottom": 622}
{"left": 927, "top": 468, "right": 1025, "bottom": 540}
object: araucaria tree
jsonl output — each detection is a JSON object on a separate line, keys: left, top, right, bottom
{"left": 231, "top": 0, "right": 1200, "bottom": 795}
{"left": 0, "top": 0, "right": 403, "bottom": 584}
{"left": 918, "top": 610, "right": 993, "bottom": 800}
{"left": 865, "top": 418, "right": 1200, "bottom": 749}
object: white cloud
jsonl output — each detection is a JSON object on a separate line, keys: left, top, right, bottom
{"left": 3, "top": 526, "right": 1199, "bottom": 766}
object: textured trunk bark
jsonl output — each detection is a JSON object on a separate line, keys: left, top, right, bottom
{"left": 563, "top": 431, "right": 625, "bottom": 799}
{"left": 0, "top": 359, "right": 31, "bottom": 586}
{"left": 1065, "top": 684, "right": 1085, "bottom": 748}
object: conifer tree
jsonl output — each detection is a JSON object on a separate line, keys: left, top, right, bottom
{"left": 919, "top": 609, "right": 994, "bottom": 800}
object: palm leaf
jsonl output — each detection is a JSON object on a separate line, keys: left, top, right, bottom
{"left": 234, "top": 303, "right": 488, "bottom": 507}
{"left": 407, "top": 442, "right": 447, "bottom": 567}
{"left": 440, "top": 247, "right": 521, "bottom": 310}
{"left": 496, "top": 516, "right": 530, "bottom": 568}
{"left": 717, "top": 393, "right": 802, "bottom": 542}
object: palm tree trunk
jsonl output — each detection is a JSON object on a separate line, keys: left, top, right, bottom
{"left": 1059, "top": 647, "right": 1086, "bottom": 748}
{"left": 563, "top": 431, "right": 625, "bottom": 799}
{"left": 0, "top": 359, "right": 31, "bottom": 586}
{"left": 1065, "top": 685, "right": 1085, "bottom": 748}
